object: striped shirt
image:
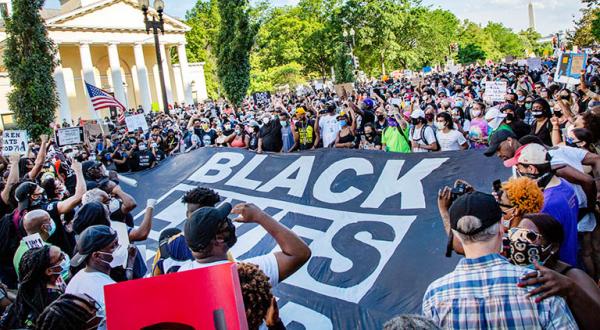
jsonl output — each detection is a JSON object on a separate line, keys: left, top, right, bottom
{"left": 422, "top": 254, "right": 578, "bottom": 329}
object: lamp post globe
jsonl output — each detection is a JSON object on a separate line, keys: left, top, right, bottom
{"left": 153, "top": 0, "right": 164, "bottom": 11}
{"left": 138, "top": 0, "right": 149, "bottom": 10}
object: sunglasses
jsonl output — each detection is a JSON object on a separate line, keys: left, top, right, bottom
{"left": 508, "top": 227, "right": 541, "bottom": 243}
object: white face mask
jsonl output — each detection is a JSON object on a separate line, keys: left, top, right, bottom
{"left": 472, "top": 110, "right": 482, "bottom": 118}
{"left": 262, "top": 117, "right": 270, "bottom": 125}
{"left": 98, "top": 246, "right": 128, "bottom": 268}
{"left": 435, "top": 122, "right": 446, "bottom": 130}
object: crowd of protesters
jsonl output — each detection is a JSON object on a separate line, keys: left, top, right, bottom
{"left": 0, "top": 52, "right": 596, "bottom": 329}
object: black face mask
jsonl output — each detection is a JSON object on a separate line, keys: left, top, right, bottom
{"left": 30, "top": 194, "right": 48, "bottom": 209}
{"left": 411, "top": 118, "right": 419, "bottom": 125}
{"left": 505, "top": 113, "right": 515, "bottom": 122}
{"left": 553, "top": 111, "right": 563, "bottom": 118}
{"left": 377, "top": 115, "right": 385, "bottom": 121}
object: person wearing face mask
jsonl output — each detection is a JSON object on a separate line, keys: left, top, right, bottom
{"left": 500, "top": 104, "right": 530, "bottom": 140}
{"left": 514, "top": 214, "right": 600, "bottom": 330}
{"left": 198, "top": 118, "right": 217, "bottom": 147}
{"left": 381, "top": 110, "right": 410, "bottom": 153}
{"left": 374, "top": 110, "right": 388, "bottom": 135}
{"left": 13, "top": 210, "right": 64, "bottom": 280}
{"left": 229, "top": 123, "right": 249, "bottom": 149}
{"left": 246, "top": 121, "right": 261, "bottom": 151}
{"left": 467, "top": 102, "right": 489, "bottom": 149}
{"left": 360, "top": 123, "right": 382, "bottom": 150}
{"left": 334, "top": 112, "right": 357, "bottom": 149}
{"left": 410, "top": 109, "right": 438, "bottom": 152}
{"left": 496, "top": 177, "right": 545, "bottom": 229}
{"left": 529, "top": 98, "right": 554, "bottom": 147}
{"left": 435, "top": 112, "right": 468, "bottom": 151}
{"left": 293, "top": 108, "right": 316, "bottom": 151}
{"left": 450, "top": 106, "right": 470, "bottom": 134}
{"left": 503, "top": 144, "right": 579, "bottom": 266}
{"left": 129, "top": 141, "right": 156, "bottom": 172}
{"left": 66, "top": 225, "right": 136, "bottom": 330}
{"left": 258, "top": 114, "right": 283, "bottom": 153}
{"left": 279, "top": 112, "right": 296, "bottom": 153}
{"left": 0, "top": 246, "right": 68, "bottom": 329}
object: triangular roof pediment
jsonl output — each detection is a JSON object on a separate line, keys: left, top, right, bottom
{"left": 46, "top": 0, "right": 190, "bottom": 33}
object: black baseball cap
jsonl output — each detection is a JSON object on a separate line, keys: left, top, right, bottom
{"left": 70, "top": 225, "right": 118, "bottom": 267}
{"left": 484, "top": 130, "right": 517, "bottom": 157}
{"left": 15, "top": 182, "right": 38, "bottom": 207}
{"left": 184, "top": 203, "right": 233, "bottom": 252}
{"left": 445, "top": 192, "right": 502, "bottom": 257}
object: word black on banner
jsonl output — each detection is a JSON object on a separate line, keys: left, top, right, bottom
{"left": 252, "top": 92, "right": 271, "bottom": 107}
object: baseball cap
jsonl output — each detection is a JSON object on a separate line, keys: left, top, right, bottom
{"left": 410, "top": 109, "right": 425, "bottom": 119}
{"left": 82, "top": 160, "right": 102, "bottom": 174}
{"left": 70, "top": 225, "right": 118, "bottom": 267}
{"left": 184, "top": 203, "right": 233, "bottom": 252}
{"left": 15, "top": 182, "right": 38, "bottom": 206}
{"left": 483, "top": 130, "right": 517, "bottom": 157}
{"left": 295, "top": 107, "right": 306, "bottom": 115}
{"left": 503, "top": 143, "right": 549, "bottom": 168}
{"left": 449, "top": 192, "right": 502, "bottom": 235}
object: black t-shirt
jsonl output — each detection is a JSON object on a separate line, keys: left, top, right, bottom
{"left": 260, "top": 120, "right": 283, "bottom": 152}
{"left": 364, "top": 133, "right": 382, "bottom": 148}
{"left": 199, "top": 130, "right": 217, "bottom": 147}
{"left": 42, "top": 202, "right": 76, "bottom": 256}
{"left": 509, "top": 120, "right": 531, "bottom": 140}
{"left": 375, "top": 120, "right": 388, "bottom": 135}
{"left": 130, "top": 150, "right": 155, "bottom": 172}
{"left": 248, "top": 132, "right": 259, "bottom": 151}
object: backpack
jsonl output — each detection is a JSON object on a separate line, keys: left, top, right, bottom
{"left": 412, "top": 125, "right": 440, "bottom": 151}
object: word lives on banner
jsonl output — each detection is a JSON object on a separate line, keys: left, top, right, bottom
{"left": 123, "top": 148, "right": 510, "bottom": 329}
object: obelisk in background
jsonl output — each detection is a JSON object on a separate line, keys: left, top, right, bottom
{"left": 528, "top": 0, "right": 536, "bottom": 31}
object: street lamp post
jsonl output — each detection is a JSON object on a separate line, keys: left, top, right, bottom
{"left": 343, "top": 28, "right": 357, "bottom": 70}
{"left": 139, "top": 0, "right": 169, "bottom": 115}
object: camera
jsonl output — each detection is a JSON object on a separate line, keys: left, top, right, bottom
{"left": 450, "top": 183, "right": 467, "bottom": 201}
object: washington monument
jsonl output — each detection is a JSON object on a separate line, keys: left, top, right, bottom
{"left": 528, "top": 0, "right": 536, "bottom": 31}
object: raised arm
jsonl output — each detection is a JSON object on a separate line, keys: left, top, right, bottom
{"left": 28, "top": 134, "right": 48, "bottom": 180}
{"left": 111, "top": 184, "right": 137, "bottom": 214}
{"left": 57, "top": 160, "right": 86, "bottom": 214}
{"left": 1, "top": 154, "right": 21, "bottom": 204}
{"left": 128, "top": 199, "right": 155, "bottom": 242}
{"left": 232, "top": 203, "right": 311, "bottom": 282}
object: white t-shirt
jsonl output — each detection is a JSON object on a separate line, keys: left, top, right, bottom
{"left": 178, "top": 253, "right": 280, "bottom": 288}
{"left": 548, "top": 146, "right": 595, "bottom": 232}
{"left": 319, "top": 115, "right": 340, "bottom": 148}
{"left": 436, "top": 129, "right": 467, "bottom": 151}
{"left": 66, "top": 269, "right": 115, "bottom": 308}
{"left": 410, "top": 125, "right": 436, "bottom": 152}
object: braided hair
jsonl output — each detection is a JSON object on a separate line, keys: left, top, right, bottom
{"left": 34, "top": 294, "right": 97, "bottom": 330}
{"left": 2, "top": 246, "right": 52, "bottom": 329}
{"left": 237, "top": 263, "right": 273, "bottom": 330}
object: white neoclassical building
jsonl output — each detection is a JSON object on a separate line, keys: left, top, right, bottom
{"left": 0, "top": 0, "right": 208, "bottom": 128}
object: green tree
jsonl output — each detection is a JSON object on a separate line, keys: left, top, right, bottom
{"left": 570, "top": 7, "right": 600, "bottom": 46}
{"left": 333, "top": 45, "right": 355, "bottom": 83}
{"left": 457, "top": 43, "right": 486, "bottom": 64}
{"left": 3, "top": 0, "right": 57, "bottom": 138}
{"left": 216, "top": 0, "right": 257, "bottom": 106}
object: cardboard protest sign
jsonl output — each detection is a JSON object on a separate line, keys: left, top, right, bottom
{"left": 125, "top": 114, "right": 149, "bottom": 133}
{"left": 2, "top": 130, "right": 28, "bottom": 155}
{"left": 484, "top": 81, "right": 507, "bottom": 102}
{"left": 334, "top": 83, "right": 354, "bottom": 97}
{"left": 252, "top": 92, "right": 271, "bottom": 107}
{"left": 55, "top": 127, "right": 84, "bottom": 147}
{"left": 527, "top": 57, "right": 542, "bottom": 72}
{"left": 23, "top": 233, "right": 44, "bottom": 249}
{"left": 555, "top": 52, "right": 588, "bottom": 83}
{"left": 110, "top": 221, "right": 130, "bottom": 268}
{"left": 104, "top": 262, "right": 247, "bottom": 330}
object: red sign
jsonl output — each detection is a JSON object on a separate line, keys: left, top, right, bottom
{"left": 104, "top": 262, "right": 248, "bottom": 330}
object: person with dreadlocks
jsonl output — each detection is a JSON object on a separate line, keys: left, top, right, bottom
{"left": 237, "top": 262, "right": 284, "bottom": 330}
{"left": 0, "top": 245, "right": 68, "bottom": 329}
{"left": 34, "top": 293, "right": 102, "bottom": 330}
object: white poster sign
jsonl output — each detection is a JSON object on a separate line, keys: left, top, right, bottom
{"left": 2, "top": 130, "right": 28, "bottom": 155}
{"left": 125, "top": 114, "right": 149, "bottom": 133}
{"left": 56, "top": 127, "right": 84, "bottom": 146}
{"left": 527, "top": 57, "right": 542, "bottom": 72}
{"left": 485, "top": 81, "right": 508, "bottom": 102}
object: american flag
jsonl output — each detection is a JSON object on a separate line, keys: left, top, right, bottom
{"left": 85, "top": 82, "right": 126, "bottom": 123}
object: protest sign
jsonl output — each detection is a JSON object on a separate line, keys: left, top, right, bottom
{"left": 422, "top": 66, "right": 432, "bottom": 74}
{"left": 555, "top": 52, "right": 588, "bottom": 83}
{"left": 2, "top": 130, "right": 28, "bottom": 155}
{"left": 105, "top": 263, "right": 247, "bottom": 330}
{"left": 527, "top": 57, "right": 542, "bottom": 72}
{"left": 517, "top": 59, "right": 527, "bottom": 67}
{"left": 123, "top": 148, "right": 510, "bottom": 329}
{"left": 484, "top": 81, "right": 507, "bottom": 102}
{"left": 334, "top": 83, "right": 354, "bottom": 97}
{"left": 55, "top": 127, "right": 84, "bottom": 147}
{"left": 390, "top": 98, "right": 401, "bottom": 106}
{"left": 125, "top": 114, "right": 149, "bottom": 133}
{"left": 252, "top": 91, "right": 271, "bottom": 107}
{"left": 403, "top": 70, "right": 413, "bottom": 78}
{"left": 111, "top": 221, "right": 130, "bottom": 268}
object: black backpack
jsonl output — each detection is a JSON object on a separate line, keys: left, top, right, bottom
{"left": 412, "top": 125, "right": 440, "bottom": 151}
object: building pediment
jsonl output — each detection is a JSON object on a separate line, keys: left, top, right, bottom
{"left": 46, "top": 0, "right": 190, "bottom": 33}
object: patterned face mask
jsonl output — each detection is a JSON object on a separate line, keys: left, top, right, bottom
{"left": 507, "top": 228, "right": 552, "bottom": 268}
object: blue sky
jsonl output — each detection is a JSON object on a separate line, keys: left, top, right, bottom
{"left": 44, "top": 0, "right": 584, "bottom": 36}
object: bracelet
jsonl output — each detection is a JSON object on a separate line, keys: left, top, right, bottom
{"left": 126, "top": 267, "right": 133, "bottom": 271}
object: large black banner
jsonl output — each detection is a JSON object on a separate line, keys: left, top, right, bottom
{"left": 122, "top": 148, "right": 511, "bottom": 329}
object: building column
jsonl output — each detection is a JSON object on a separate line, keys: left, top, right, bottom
{"left": 159, "top": 43, "right": 174, "bottom": 106}
{"left": 172, "top": 65, "right": 185, "bottom": 104}
{"left": 133, "top": 43, "right": 152, "bottom": 113}
{"left": 53, "top": 46, "right": 72, "bottom": 124}
{"left": 177, "top": 43, "right": 193, "bottom": 105}
{"left": 196, "top": 62, "right": 208, "bottom": 102}
{"left": 107, "top": 42, "right": 127, "bottom": 109}
{"left": 79, "top": 42, "right": 99, "bottom": 119}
